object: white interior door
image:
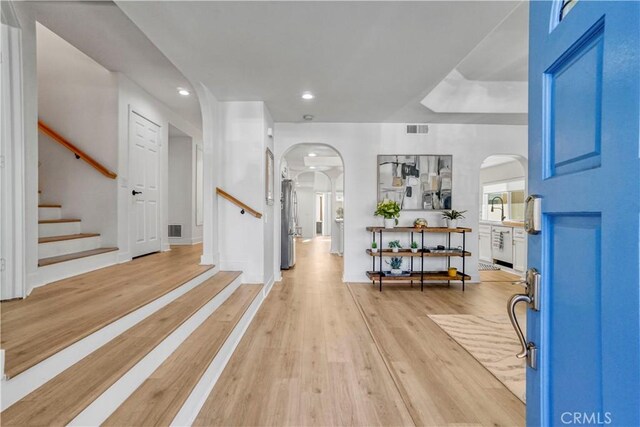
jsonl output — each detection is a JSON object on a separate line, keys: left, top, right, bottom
{"left": 129, "top": 110, "right": 161, "bottom": 257}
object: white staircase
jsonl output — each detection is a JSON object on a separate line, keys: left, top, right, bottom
{"left": 37, "top": 203, "right": 117, "bottom": 266}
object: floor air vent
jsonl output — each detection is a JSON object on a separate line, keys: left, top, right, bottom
{"left": 168, "top": 224, "right": 182, "bottom": 238}
{"left": 406, "top": 124, "right": 429, "bottom": 134}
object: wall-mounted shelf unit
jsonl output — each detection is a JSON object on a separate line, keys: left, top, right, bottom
{"left": 365, "top": 226, "right": 471, "bottom": 291}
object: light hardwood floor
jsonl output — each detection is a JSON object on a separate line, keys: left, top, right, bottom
{"left": 195, "top": 238, "right": 525, "bottom": 426}
{"left": 104, "top": 284, "right": 262, "bottom": 427}
{"left": 479, "top": 268, "right": 522, "bottom": 282}
{"left": 0, "top": 245, "right": 209, "bottom": 378}
{"left": 194, "top": 237, "right": 414, "bottom": 426}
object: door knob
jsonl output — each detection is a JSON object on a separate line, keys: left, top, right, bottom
{"left": 132, "top": 190, "right": 143, "bottom": 196}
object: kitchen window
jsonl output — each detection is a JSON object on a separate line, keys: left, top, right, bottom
{"left": 480, "top": 179, "right": 525, "bottom": 221}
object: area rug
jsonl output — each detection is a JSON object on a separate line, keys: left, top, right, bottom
{"left": 428, "top": 314, "right": 526, "bottom": 403}
{"left": 478, "top": 262, "right": 501, "bottom": 271}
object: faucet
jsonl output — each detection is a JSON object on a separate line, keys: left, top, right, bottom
{"left": 490, "top": 196, "right": 506, "bottom": 221}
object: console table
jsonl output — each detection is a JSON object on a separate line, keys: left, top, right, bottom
{"left": 365, "top": 226, "right": 471, "bottom": 291}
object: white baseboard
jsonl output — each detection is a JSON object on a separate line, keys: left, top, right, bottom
{"left": 264, "top": 275, "right": 275, "bottom": 296}
{"left": 117, "top": 251, "right": 132, "bottom": 264}
{"left": 171, "top": 284, "right": 265, "bottom": 426}
{"left": 69, "top": 274, "right": 243, "bottom": 426}
{"left": 0, "top": 268, "right": 218, "bottom": 411}
{"left": 169, "top": 237, "right": 204, "bottom": 246}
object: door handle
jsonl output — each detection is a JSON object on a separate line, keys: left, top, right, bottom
{"left": 132, "top": 190, "right": 143, "bottom": 196}
{"left": 508, "top": 294, "right": 537, "bottom": 369}
{"left": 507, "top": 268, "right": 541, "bottom": 369}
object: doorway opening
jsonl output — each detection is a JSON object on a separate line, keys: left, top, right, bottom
{"left": 280, "top": 144, "right": 344, "bottom": 271}
{"left": 167, "top": 124, "right": 204, "bottom": 258}
{"left": 478, "top": 154, "right": 527, "bottom": 280}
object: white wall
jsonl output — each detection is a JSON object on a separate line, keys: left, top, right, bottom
{"left": 262, "top": 105, "right": 275, "bottom": 287}
{"left": 274, "top": 122, "right": 528, "bottom": 283}
{"left": 116, "top": 74, "right": 203, "bottom": 262}
{"left": 296, "top": 187, "right": 315, "bottom": 239}
{"left": 217, "top": 101, "right": 269, "bottom": 283}
{"left": 168, "top": 136, "right": 193, "bottom": 244}
{"left": 11, "top": 3, "right": 44, "bottom": 292}
{"left": 37, "top": 23, "right": 119, "bottom": 247}
{"left": 480, "top": 159, "right": 525, "bottom": 185}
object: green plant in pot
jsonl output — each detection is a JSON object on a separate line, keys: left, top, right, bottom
{"left": 374, "top": 200, "right": 401, "bottom": 229}
{"left": 371, "top": 241, "right": 378, "bottom": 254}
{"left": 442, "top": 209, "right": 467, "bottom": 229}
{"left": 386, "top": 257, "right": 403, "bottom": 275}
{"left": 410, "top": 241, "right": 419, "bottom": 253}
{"left": 388, "top": 240, "right": 402, "bottom": 253}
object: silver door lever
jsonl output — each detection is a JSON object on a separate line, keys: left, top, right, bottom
{"left": 507, "top": 268, "right": 541, "bottom": 369}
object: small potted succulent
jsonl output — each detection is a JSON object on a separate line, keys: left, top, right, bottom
{"left": 388, "top": 240, "right": 402, "bottom": 253}
{"left": 386, "top": 257, "right": 403, "bottom": 275}
{"left": 410, "top": 241, "right": 419, "bottom": 253}
{"left": 374, "top": 199, "right": 401, "bottom": 229}
{"left": 371, "top": 241, "right": 378, "bottom": 254}
{"left": 442, "top": 209, "right": 467, "bottom": 229}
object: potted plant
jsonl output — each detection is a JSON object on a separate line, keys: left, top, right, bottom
{"left": 389, "top": 240, "right": 402, "bottom": 253}
{"left": 386, "top": 257, "right": 403, "bottom": 275}
{"left": 371, "top": 241, "right": 378, "bottom": 254}
{"left": 410, "top": 241, "right": 419, "bottom": 253}
{"left": 442, "top": 209, "right": 467, "bottom": 229}
{"left": 374, "top": 200, "right": 401, "bottom": 229}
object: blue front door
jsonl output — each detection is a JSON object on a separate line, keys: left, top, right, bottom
{"left": 527, "top": 1, "right": 640, "bottom": 425}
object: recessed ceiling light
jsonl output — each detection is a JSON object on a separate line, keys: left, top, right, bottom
{"left": 309, "top": 166, "right": 316, "bottom": 169}
{"left": 308, "top": 153, "right": 317, "bottom": 157}
{"left": 177, "top": 88, "right": 190, "bottom": 96}
{"left": 302, "top": 92, "right": 314, "bottom": 100}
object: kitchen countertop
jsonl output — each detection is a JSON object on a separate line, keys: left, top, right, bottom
{"left": 480, "top": 220, "right": 525, "bottom": 228}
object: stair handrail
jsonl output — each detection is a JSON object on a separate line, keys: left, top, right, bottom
{"left": 216, "top": 187, "right": 263, "bottom": 218}
{"left": 38, "top": 120, "right": 118, "bottom": 179}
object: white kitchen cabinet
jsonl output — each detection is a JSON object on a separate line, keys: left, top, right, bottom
{"left": 479, "top": 227, "right": 492, "bottom": 262}
{"left": 513, "top": 228, "right": 526, "bottom": 272}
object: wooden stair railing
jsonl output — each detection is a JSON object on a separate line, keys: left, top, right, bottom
{"left": 216, "top": 187, "right": 262, "bottom": 218}
{"left": 38, "top": 120, "right": 117, "bottom": 179}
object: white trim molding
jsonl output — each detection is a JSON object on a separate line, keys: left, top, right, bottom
{"left": 0, "top": 18, "right": 27, "bottom": 300}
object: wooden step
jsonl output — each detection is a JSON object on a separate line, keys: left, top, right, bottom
{"left": 38, "top": 233, "right": 100, "bottom": 244}
{"left": 38, "top": 204, "right": 61, "bottom": 208}
{"left": 103, "top": 284, "right": 261, "bottom": 426}
{"left": 38, "top": 218, "right": 81, "bottom": 224}
{"left": 0, "top": 271, "right": 241, "bottom": 426}
{"left": 38, "top": 247, "right": 117, "bottom": 267}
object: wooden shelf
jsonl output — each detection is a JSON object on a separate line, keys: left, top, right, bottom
{"left": 366, "top": 226, "right": 472, "bottom": 233}
{"left": 366, "top": 271, "right": 471, "bottom": 282}
{"left": 366, "top": 249, "right": 471, "bottom": 257}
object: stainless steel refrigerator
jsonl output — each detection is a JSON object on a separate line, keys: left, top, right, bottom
{"left": 281, "top": 179, "right": 297, "bottom": 269}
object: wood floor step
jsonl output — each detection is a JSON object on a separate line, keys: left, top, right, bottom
{"left": 104, "top": 284, "right": 262, "bottom": 426}
{"left": 38, "top": 247, "right": 117, "bottom": 267}
{"left": 38, "top": 204, "right": 61, "bottom": 208}
{"left": 38, "top": 233, "right": 100, "bottom": 244}
{"left": 2, "top": 247, "right": 211, "bottom": 379}
{"left": 0, "top": 271, "right": 241, "bottom": 426}
{"left": 38, "top": 218, "right": 81, "bottom": 224}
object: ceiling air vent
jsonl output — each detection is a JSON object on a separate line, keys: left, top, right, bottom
{"left": 406, "top": 124, "right": 429, "bottom": 135}
{"left": 168, "top": 224, "right": 182, "bottom": 238}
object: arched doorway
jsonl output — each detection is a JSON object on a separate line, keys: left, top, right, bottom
{"left": 279, "top": 144, "right": 344, "bottom": 271}
{"left": 478, "top": 154, "right": 527, "bottom": 277}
